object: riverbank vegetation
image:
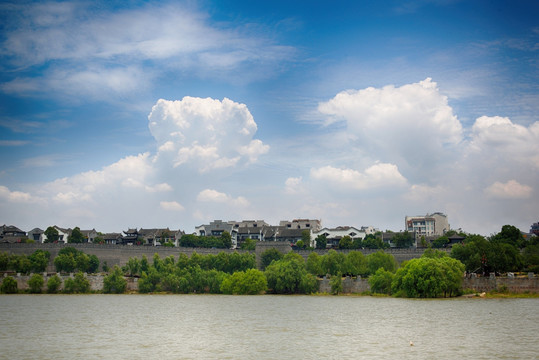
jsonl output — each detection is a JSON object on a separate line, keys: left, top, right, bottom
{"left": 0, "top": 225, "right": 537, "bottom": 297}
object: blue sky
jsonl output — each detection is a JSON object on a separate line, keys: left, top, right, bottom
{"left": 1, "top": 0, "right": 538, "bottom": 235}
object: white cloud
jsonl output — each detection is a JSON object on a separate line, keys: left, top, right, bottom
{"left": 285, "top": 177, "right": 304, "bottom": 194}
{"left": 0, "top": 185, "right": 37, "bottom": 203}
{"left": 484, "top": 180, "right": 533, "bottom": 199}
{"left": 470, "top": 116, "right": 539, "bottom": 168}
{"left": 197, "top": 189, "right": 249, "bottom": 207}
{"left": 310, "top": 163, "right": 407, "bottom": 190}
{"left": 317, "top": 78, "right": 463, "bottom": 179}
{"left": 148, "top": 97, "right": 268, "bottom": 172}
{"left": 0, "top": 3, "right": 293, "bottom": 99}
{"left": 160, "top": 201, "right": 185, "bottom": 211}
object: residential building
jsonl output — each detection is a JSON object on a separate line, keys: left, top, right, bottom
{"left": 80, "top": 229, "right": 98, "bottom": 243}
{"left": 27, "top": 228, "right": 45, "bottom": 243}
{"left": 531, "top": 221, "right": 539, "bottom": 237}
{"left": 0, "top": 225, "right": 27, "bottom": 243}
{"left": 103, "top": 233, "right": 122, "bottom": 245}
{"left": 312, "top": 226, "right": 366, "bottom": 248}
{"left": 122, "top": 229, "right": 139, "bottom": 245}
{"left": 405, "top": 212, "right": 449, "bottom": 237}
{"left": 138, "top": 228, "right": 184, "bottom": 246}
{"left": 195, "top": 220, "right": 238, "bottom": 248}
{"left": 279, "top": 219, "right": 321, "bottom": 232}
{"left": 41, "top": 226, "right": 71, "bottom": 243}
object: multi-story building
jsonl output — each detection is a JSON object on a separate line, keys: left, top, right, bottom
{"left": 531, "top": 221, "right": 539, "bottom": 237}
{"left": 405, "top": 212, "right": 449, "bottom": 237}
{"left": 195, "top": 220, "right": 239, "bottom": 248}
{"left": 279, "top": 219, "right": 321, "bottom": 232}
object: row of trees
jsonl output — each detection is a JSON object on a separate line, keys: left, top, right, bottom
{"left": 0, "top": 250, "right": 50, "bottom": 273}
{"left": 178, "top": 232, "right": 232, "bottom": 249}
{"left": 53, "top": 247, "right": 100, "bottom": 273}
{"left": 368, "top": 250, "right": 465, "bottom": 298}
{"left": 0, "top": 272, "right": 90, "bottom": 294}
{"left": 451, "top": 225, "right": 538, "bottom": 274}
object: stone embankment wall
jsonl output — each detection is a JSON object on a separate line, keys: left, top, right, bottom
{"left": 0, "top": 243, "right": 256, "bottom": 272}
{"left": 0, "top": 243, "right": 434, "bottom": 272}
{"left": 2, "top": 273, "right": 538, "bottom": 294}
{"left": 462, "top": 275, "right": 539, "bottom": 293}
{"left": 2, "top": 273, "right": 139, "bottom": 292}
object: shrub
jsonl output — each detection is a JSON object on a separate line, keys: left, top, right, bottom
{"left": 28, "top": 273, "right": 44, "bottom": 293}
{"left": 1, "top": 276, "right": 18, "bottom": 294}
{"left": 64, "top": 272, "right": 91, "bottom": 293}
{"left": 330, "top": 275, "right": 343, "bottom": 295}
{"left": 368, "top": 268, "right": 394, "bottom": 295}
{"left": 47, "top": 275, "right": 62, "bottom": 293}
{"left": 103, "top": 266, "right": 127, "bottom": 294}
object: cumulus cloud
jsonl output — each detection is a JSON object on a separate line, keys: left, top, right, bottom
{"left": 317, "top": 78, "right": 463, "bottom": 179}
{"left": 160, "top": 201, "right": 185, "bottom": 211}
{"left": 285, "top": 177, "right": 304, "bottom": 194}
{"left": 197, "top": 189, "right": 249, "bottom": 207}
{"left": 484, "top": 180, "right": 532, "bottom": 199}
{"left": 148, "top": 97, "right": 268, "bottom": 172}
{"left": 0, "top": 185, "right": 37, "bottom": 203}
{"left": 310, "top": 163, "right": 407, "bottom": 190}
{"left": 470, "top": 116, "right": 539, "bottom": 168}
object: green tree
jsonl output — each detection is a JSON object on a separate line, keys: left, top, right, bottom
{"left": 306, "top": 252, "right": 323, "bottom": 276}
{"left": 88, "top": 255, "right": 99, "bottom": 273}
{"left": 490, "top": 225, "right": 525, "bottom": 249}
{"left": 64, "top": 272, "right": 91, "bottom": 293}
{"left": 29, "top": 250, "right": 50, "bottom": 273}
{"left": 432, "top": 235, "right": 449, "bottom": 248}
{"left": 138, "top": 267, "right": 161, "bottom": 293}
{"left": 366, "top": 251, "right": 397, "bottom": 275}
{"left": 124, "top": 257, "right": 140, "bottom": 276}
{"left": 451, "top": 234, "right": 489, "bottom": 273}
{"left": 0, "top": 252, "right": 9, "bottom": 271}
{"left": 94, "top": 236, "right": 105, "bottom": 244}
{"left": 220, "top": 269, "right": 267, "bottom": 295}
{"left": 523, "top": 244, "right": 539, "bottom": 273}
{"left": 44, "top": 226, "right": 59, "bottom": 243}
{"left": 28, "top": 273, "right": 44, "bottom": 293}
{"left": 343, "top": 251, "right": 368, "bottom": 277}
{"left": 241, "top": 237, "right": 257, "bottom": 250}
{"left": 301, "top": 230, "right": 311, "bottom": 247}
{"left": 391, "top": 257, "right": 464, "bottom": 298}
{"left": 264, "top": 253, "right": 317, "bottom": 294}
{"left": 362, "top": 234, "right": 379, "bottom": 249}
{"left": 68, "top": 227, "right": 85, "bottom": 243}
{"left": 338, "top": 235, "right": 353, "bottom": 249}
{"left": 47, "top": 275, "right": 62, "bottom": 293}
{"left": 221, "top": 231, "right": 232, "bottom": 249}
{"left": 392, "top": 231, "right": 414, "bottom": 248}
{"left": 54, "top": 254, "right": 76, "bottom": 273}
{"left": 321, "top": 249, "right": 345, "bottom": 276}
{"left": 1, "top": 276, "right": 18, "bottom": 294}
{"left": 315, "top": 234, "right": 327, "bottom": 249}
{"left": 369, "top": 268, "right": 394, "bottom": 295}
{"left": 103, "top": 266, "right": 127, "bottom": 294}
{"left": 329, "top": 275, "right": 343, "bottom": 295}
{"left": 260, "top": 248, "right": 284, "bottom": 270}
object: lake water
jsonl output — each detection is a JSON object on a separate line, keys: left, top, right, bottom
{"left": 0, "top": 295, "right": 537, "bottom": 360}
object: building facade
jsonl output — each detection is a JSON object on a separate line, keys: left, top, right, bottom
{"left": 405, "top": 212, "right": 449, "bottom": 237}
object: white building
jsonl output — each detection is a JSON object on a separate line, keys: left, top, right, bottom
{"left": 405, "top": 212, "right": 449, "bottom": 237}
{"left": 312, "top": 226, "right": 366, "bottom": 248}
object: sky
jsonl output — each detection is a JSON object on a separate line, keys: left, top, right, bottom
{"left": 0, "top": 0, "right": 538, "bottom": 236}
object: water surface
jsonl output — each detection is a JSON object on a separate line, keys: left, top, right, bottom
{"left": 0, "top": 295, "right": 537, "bottom": 359}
